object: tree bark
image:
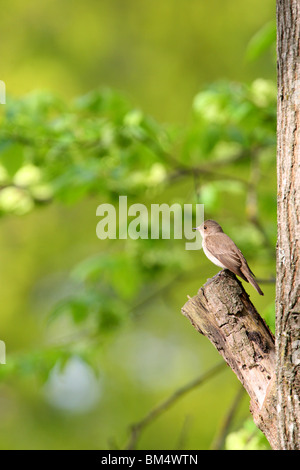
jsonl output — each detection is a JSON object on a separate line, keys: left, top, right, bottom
{"left": 276, "top": 0, "right": 300, "bottom": 450}
{"left": 181, "top": 270, "right": 278, "bottom": 449}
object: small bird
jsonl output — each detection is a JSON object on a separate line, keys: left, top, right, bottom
{"left": 193, "top": 219, "right": 264, "bottom": 296}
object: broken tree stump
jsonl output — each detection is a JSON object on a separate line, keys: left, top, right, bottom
{"left": 181, "top": 269, "right": 278, "bottom": 449}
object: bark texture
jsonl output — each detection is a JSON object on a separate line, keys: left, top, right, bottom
{"left": 182, "top": 270, "right": 278, "bottom": 449}
{"left": 276, "top": 0, "right": 300, "bottom": 449}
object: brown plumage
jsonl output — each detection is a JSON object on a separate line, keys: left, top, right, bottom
{"left": 193, "top": 219, "right": 264, "bottom": 296}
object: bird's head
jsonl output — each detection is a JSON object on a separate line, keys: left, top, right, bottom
{"left": 192, "top": 219, "right": 224, "bottom": 237}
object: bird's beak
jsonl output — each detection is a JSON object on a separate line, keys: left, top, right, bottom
{"left": 192, "top": 227, "right": 197, "bottom": 231}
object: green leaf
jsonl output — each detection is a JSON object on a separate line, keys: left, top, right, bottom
{"left": 0, "top": 186, "right": 34, "bottom": 215}
{"left": 246, "top": 21, "right": 276, "bottom": 61}
{"left": 71, "top": 252, "right": 141, "bottom": 300}
{"left": 225, "top": 419, "right": 270, "bottom": 450}
{"left": 0, "top": 142, "right": 25, "bottom": 177}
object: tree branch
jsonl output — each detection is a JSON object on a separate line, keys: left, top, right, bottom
{"left": 181, "top": 269, "right": 278, "bottom": 449}
{"left": 124, "top": 361, "right": 226, "bottom": 450}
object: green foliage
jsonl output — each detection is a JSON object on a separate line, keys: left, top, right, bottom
{"left": 225, "top": 419, "right": 271, "bottom": 450}
{"left": 0, "top": 88, "right": 171, "bottom": 208}
{"left": 0, "top": 80, "right": 276, "bottom": 210}
{"left": 0, "top": 82, "right": 276, "bottom": 341}
{"left": 0, "top": 80, "right": 277, "bottom": 449}
{"left": 246, "top": 21, "right": 276, "bottom": 61}
{"left": 0, "top": 0, "right": 277, "bottom": 450}
{"left": 181, "top": 80, "right": 276, "bottom": 164}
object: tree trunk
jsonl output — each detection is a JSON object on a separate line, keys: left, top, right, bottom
{"left": 276, "top": 0, "right": 300, "bottom": 450}
{"left": 181, "top": 270, "right": 278, "bottom": 449}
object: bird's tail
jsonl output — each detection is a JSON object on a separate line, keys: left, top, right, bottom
{"left": 246, "top": 271, "right": 264, "bottom": 296}
{"left": 241, "top": 262, "right": 264, "bottom": 296}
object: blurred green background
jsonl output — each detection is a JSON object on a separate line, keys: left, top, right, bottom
{"left": 0, "top": 0, "right": 276, "bottom": 450}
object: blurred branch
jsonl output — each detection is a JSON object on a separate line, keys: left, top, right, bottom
{"left": 250, "top": 216, "right": 275, "bottom": 259}
{"left": 124, "top": 361, "right": 226, "bottom": 450}
{"left": 246, "top": 152, "right": 275, "bottom": 258}
{"left": 255, "top": 277, "right": 275, "bottom": 284}
{"left": 130, "top": 273, "right": 183, "bottom": 315}
{"left": 168, "top": 166, "right": 250, "bottom": 187}
{"left": 166, "top": 151, "right": 251, "bottom": 184}
{"left": 167, "top": 148, "right": 257, "bottom": 185}
{"left": 175, "top": 414, "right": 193, "bottom": 450}
{"left": 210, "top": 385, "right": 245, "bottom": 450}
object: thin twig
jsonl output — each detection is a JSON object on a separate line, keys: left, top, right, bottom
{"left": 168, "top": 166, "right": 250, "bottom": 187}
{"left": 210, "top": 385, "right": 245, "bottom": 450}
{"left": 124, "top": 361, "right": 226, "bottom": 450}
{"left": 175, "top": 414, "right": 193, "bottom": 450}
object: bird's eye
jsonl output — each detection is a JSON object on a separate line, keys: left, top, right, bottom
{"left": 204, "top": 226, "right": 207, "bottom": 230}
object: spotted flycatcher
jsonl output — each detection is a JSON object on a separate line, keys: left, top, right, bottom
{"left": 193, "top": 219, "right": 264, "bottom": 296}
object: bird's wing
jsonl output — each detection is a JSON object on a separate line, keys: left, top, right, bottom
{"left": 205, "top": 233, "right": 248, "bottom": 281}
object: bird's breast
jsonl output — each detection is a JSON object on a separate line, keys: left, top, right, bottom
{"left": 202, "top": 241, "right": 226, "bottom": 268}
